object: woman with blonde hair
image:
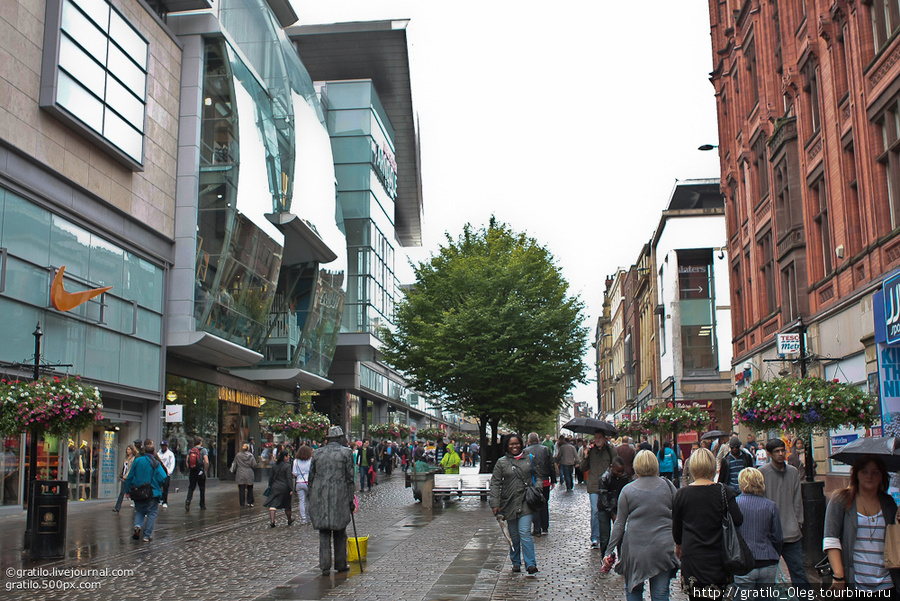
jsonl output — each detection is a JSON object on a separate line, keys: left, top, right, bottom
{"left": 230, "top": 442, "right": 257, "bottom": 508}
{"left": 605, "top": 449, "right": 679, "bottom": 601}
{"left": 733, "top": 467, "right": 783, "bottom": 594}
{"left": 112, "top": 444, "right": 139, "bottom": 513}
{"left": 292, "top": 445, "right": 313, "bottom": 524}
{"left": 673, "top": 447, "right": 743, "bottom": 597}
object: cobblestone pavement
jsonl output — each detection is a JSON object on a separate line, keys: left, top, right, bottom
{"left": 0, "top": 470, "right": 691, "bottom": 601}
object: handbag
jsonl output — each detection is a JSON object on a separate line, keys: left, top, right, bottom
{"left": 886, "top": 523, "right": 900, "bottom": 569}
{"left": 720, "top": 484, "right": 754, "bottom": 575}
{"left": 129, "top": 482, "right": 153, "bottom": 502}
{"left": 511, "top": 457, "right": 545, "bottom": 511}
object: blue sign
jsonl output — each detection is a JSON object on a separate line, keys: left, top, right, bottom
{"left": 884, "top": 270, "right": 900, "bottom": 344}
{"left": 831, "top": 435, "right": 858, "bottom": 446}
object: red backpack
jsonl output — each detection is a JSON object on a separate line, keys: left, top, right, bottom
{"left": 187, "top": 446, "right": 202, "bottom": 471}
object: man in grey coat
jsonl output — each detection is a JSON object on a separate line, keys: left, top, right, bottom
{"left": 759, "top": 437, "right": 808, "bottom": 585}
{"left": 525, "top": 432, "right": 553, "bottom": 537}
{"left": 309, "top": 426, "right": 355, "bottom": 576}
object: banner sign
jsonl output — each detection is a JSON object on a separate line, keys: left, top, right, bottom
{"left": 884, "top": 270, "right": 900, "bottom": 345}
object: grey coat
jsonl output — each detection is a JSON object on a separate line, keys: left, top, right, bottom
{"left": 524, "top": 444, "right": 552, "bottom": 483}
{"left": 607, "top": 476, "right": 679, "bottom": 593}
{"left": 231, "top": 451, "right": 257, "bottom": 486}
{"left": 490, "top": 454, "right": 535, "bottom": 520}
{"left": 308, "top": 442, "right": 355, "bottom": 531}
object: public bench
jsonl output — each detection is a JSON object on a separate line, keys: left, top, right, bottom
{"left": 432, "top": 473, "right": 491, "bottom": 500}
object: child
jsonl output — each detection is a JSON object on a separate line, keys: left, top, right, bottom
{"left": 599, "top": 457, "right": 630, "bottom": 573}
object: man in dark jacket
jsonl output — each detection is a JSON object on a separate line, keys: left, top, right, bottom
{"left": 124, "top": 439, "right": 167, "bottom": 542}
{"left": 719, "top": 436, "right": 753, "bottom": 494}
{"left": 525, "top": 432, "right": 553, "bottom": 536}
{"left": 309, "top": 426, "right": 355, "bottom": 576}
{"left": 580, "top": 430, "right": 617, "bottom": 553}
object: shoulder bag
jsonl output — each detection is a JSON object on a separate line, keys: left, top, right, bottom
{"left": 720, "top": 484, "right": 754, "bottom": 575}
{"left": 128, "top": 457, "right": 158, "bottom": 502}
{"left": 511, "top": 456, "right": 545, "bottom": 511}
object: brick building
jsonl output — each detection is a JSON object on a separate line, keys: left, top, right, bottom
{"left": 706, "top": 0, "right": 900, "bottom": 479}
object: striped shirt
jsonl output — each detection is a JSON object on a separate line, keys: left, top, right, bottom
{"left": 736, "top": 493, "right": 782, "bottom": 564}
{"left": 853, "top": 511, "right": 892, "bottom": 590}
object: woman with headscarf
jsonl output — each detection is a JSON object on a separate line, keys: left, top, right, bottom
{"left": 441, "top": 443, "right": 461, "bottom": 474}
{"left": 265, "top": 450, "right": 294, "bottom": 527}
{"left": 490, "top": 434, "right": 539, "bottom": 576}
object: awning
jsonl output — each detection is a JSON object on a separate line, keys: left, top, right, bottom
{"left": 167, "top": 331, "right": 263, "bottom": 368}
{"left": 265, "top": 212, "right": 338, "bottom": 265}
{"left": 228, "top": 367, "right": 333, "bottom": 391}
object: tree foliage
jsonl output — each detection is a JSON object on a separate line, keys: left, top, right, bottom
{"left": 381, "top": 219, "right": 588, "bottom": 463}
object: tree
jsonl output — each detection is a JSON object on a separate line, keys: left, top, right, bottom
{"left": 381, "top": 219, "right": 588, "bottom": 470}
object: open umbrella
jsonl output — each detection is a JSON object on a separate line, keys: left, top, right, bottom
{"left": 700, "top": 429, "right": 730, "bottom": 441}
{"left": 829, "top": 436, "right": 900, "bottom": 472}
{"left": 562, "top": 417, "right": 617, "bottom": 437}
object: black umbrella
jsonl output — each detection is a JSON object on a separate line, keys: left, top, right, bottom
{"left": 700, "top": 429, "right": 730, "bottom": 441}
{"left": 829, "top": 436, "right": 900, "bottom": 472}
{"left": 562, "top": 417, "right": 617, "bottom": 437}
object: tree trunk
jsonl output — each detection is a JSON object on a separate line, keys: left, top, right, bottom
{"left": 478, "top": 416, "right": 489, "bottom": 473}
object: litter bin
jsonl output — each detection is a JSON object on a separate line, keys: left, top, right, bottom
{"left": 30, "top": 480, "right": 67, "bottom": 560}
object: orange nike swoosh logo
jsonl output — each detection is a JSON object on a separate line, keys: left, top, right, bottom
{"left": 168, "top": 411, "right": 178, "bottom": 416}
{"left": 50, "top": 266, "right": 113, "bottom": 312}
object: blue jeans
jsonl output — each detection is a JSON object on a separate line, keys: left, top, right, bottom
{"left": 359, "top": 467, "right": 368, "bottom": 491}
{"left": 589, "top": 493, "right": 611, "bottom": 552}
{"left": 781, "top": 540, "right": 809, "bottom": 584}
{"left": 134, "top": 498, "right": 159, "bottom": 538}
{"left": 625, "top": 570, "right": 672, "bottom": 601}
{"left": 733, "top": 564, "right": 778, "bottom": 599}
{"left": 507, "top": 513, "right": 536, "bottom": 569}
{"left": 559, "top": 464, "right": 574, "bottom": 490}
{"left": 114, "top": 480, "right": 127, "bottom": 511}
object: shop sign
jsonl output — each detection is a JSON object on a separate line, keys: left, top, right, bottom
{"left": 884, "top": 270, "right": 900, "bottom": 344}
{"left": 218, "top": 386, "right": 261, "bottom": 408}
{"left": 777, "top": 333, "right": 801, "bottom": 355}
{"left": 878, "top": 343, "right": 900, "bottom": 437}
{"left": 50, "top": 265, "right": 112, "bottom": 312}
{"left": 371, "top": 140, "right": 398, "bottom": 200}
{"left": 99, "top": 431, "right": 117, "bottom": 498}
{"left": 165, "top": 405, "right": 183, "bottom": 423}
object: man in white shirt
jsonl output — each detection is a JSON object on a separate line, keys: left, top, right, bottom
{"left": 158, "top": 441, "right": 176, "bottom": 509}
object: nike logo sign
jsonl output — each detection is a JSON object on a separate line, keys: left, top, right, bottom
{"left": 50, "top": 266, "right": 113, "bottom": 312}
{"left": 168, "top": 411, "right": 178, "bottom": 416}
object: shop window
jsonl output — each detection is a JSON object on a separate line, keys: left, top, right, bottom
{"left": 678, "top": 249, "right": 717, "bottom": 373}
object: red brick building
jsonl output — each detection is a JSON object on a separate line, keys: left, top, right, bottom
{"left": 707, "top": 0, "right": 900, "bottom": 476}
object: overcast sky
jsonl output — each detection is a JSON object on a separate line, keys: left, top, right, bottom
{"left": 291, "top": 1, "right": 722, "bottom": 413}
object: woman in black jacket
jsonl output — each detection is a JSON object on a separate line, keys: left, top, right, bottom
{"left": 265, "top": 450, "right": 294, "bottom": 527}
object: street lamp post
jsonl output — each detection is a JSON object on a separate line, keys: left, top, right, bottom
{"left": 23, "top": 323, "right": 43, "bottom": 548}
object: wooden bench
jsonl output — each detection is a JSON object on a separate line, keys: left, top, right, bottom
{"left": 432, "top": 473, "right": 491, "bottom": 500}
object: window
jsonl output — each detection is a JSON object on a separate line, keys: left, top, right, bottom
{"left": 732, "top": 261, "right": 744, "bottom": 333}
{"left": 759, "top": 233, "right": 776, "bottom": 316}
{"left": 745, "top": 37, "right": 760, "bottom": 114}
{"left": 753, "top": 136, "right": 769, "bottom": 202}
{"left": 802, "top": 61, "right": 822, "bottom": 136}
{"left": 870, "top": 0, "right": 900, "bottom": 51}
{"left": 811, "top": 176, "right": 833, "bottom": 277}
{"left": 843, "top": 140, "right": 864, "bottom": 253}
{"left": 782, "top": 263, "right": 799, "bottom": 322}
{"left": 875, "top": 99, "right": 900, "bottom": 231}
{"left": 774, "top": 160, "right": 792, "bottom": 229}
{"left": 834, "top": 23, "right": 851, "bottom": 102}
{"left": 678, "top": 249, "right": 716, "bottom": 372}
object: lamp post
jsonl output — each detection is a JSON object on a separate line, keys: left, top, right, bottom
{"left": 23, "top": 323, "right": 42, "bottom": 548}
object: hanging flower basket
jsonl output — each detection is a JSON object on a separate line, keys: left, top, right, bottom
{"left": 418, "top": 427, "right": 446, "bottom": 442}
{"left": 733, "top": 376, "right": 877, "bottom": 436}
{"left": 615, "top": 419, "right": 648, "bottom": 439}
{"left": 0, "top": 375, "right": 103, "bottom": 437}
{"left": 450, "top": 432, "right": 477, "bottom": 444}
{"left": 639, "top": 406, "right": 710, "bottom": 435}
{"left": 368, "top": 422, "right": 411, "bottom": 439}
{"left": 266, "top": 411, "right": 330, "bottom": 442}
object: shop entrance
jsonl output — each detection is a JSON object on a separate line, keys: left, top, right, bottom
{"left": 219, "top": 403, "right": 253, "bottom": 480}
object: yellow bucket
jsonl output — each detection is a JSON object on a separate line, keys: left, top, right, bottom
{"left": 347, "top": 536, "right": 368, "bottom": 561}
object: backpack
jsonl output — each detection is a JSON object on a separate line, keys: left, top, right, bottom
{"left": 187, "top": 446, "right": 203, "bottom": 472}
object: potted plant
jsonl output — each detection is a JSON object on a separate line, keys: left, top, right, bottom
{"left": 638, "top": 405, "right": 709, "bottom": 436}
{"left": 0, "top": 375, "right": 103, "bottom": 437}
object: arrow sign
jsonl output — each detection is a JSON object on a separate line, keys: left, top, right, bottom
{"left": 681, "top": 286, "right": 704, "bottom": 295}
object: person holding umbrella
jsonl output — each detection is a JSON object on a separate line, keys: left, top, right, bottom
{"left": 825, "top": 445, "right": 900, "bottom": 592}
{"left": 580, "top": 428, "right": 617, "bottom": 552}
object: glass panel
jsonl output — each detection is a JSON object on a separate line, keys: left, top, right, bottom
{"left": 50, "top": 215, "right": 91, "bottom": 277}
{"left": 107, "top": 43, "right": 146, "bottom": 100}
{"left": 119, "top": 337, "right": 159, "bottom": 391}
{"left": 44, "top": 312, "right": 87, "bottom": 371}
{"left": 70, "top": 0, "right": 110, "bottom": 32}
{"left": 4, "top": 256, "right": 51, "bottom": 306}
{"left": 61, "top": 1, "right": 108, "bottom": 62}
{"left": 102, "top": 107, "right": 142, "bottom": 162}
{"left": 124, "top": 252, "right": 163, "bottom": 313}
{"left": 2, "top": 193, "right": 51, "bottom": 266}
{"left": 327, "top": 109, "right": 371, "bottom": 137}
{"left": 59, "top": 35, "right": 106, "bottom": 95}
{"left": 89, "top": 235, "right": 124, "bottom": 287}
{"left": 0, "top": 299, "right": 41, "bottom": 364}
{"left": 108, "top": 9, "right": 147, "bottom": 70}
{"left": 83, "top": 325, "right": 121, "bottom": 381}
{"left": 135, "top": 307, "right": 161, "bottom": 344}
{"left": 104, "top": 75, "right": 144, "bottom": 130}
{"left": 58, "top": 71, "right": 104, "bottom": 133}
{"left": 102, "top": 295, "right": 129, "bottom": 332}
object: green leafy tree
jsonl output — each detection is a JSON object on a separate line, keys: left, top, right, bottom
{"left": 381, "top": 219, "right": 588, "bottom": 470}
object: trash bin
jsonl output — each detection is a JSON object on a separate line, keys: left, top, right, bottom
{"left": 30, "top": 480, "right": 67, "bottom": 560}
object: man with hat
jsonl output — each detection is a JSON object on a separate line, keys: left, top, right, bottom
{"left": 157, "top": 440, "right": 175, "bottom": 508}
{"left": 308, "top": 426, "right": 355, "bottom": 576}
{"left": 718, "top": 436, "right": 752, "bottom": 494}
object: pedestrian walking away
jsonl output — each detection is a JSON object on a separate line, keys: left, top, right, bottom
{"left": 490, "top": 433, "right": 539, "bottom": 576}
{"left": 524, "top": 432, "right": 553, "bottom": 536}
{"left": 230, "top": 443, "right": 258, "bottom": 507}
{"left": 554, "top": 435, "right": 577, "bottom": 491}
{"left": 617, "top": 436, "right": 636, "bottom": 478}
{"left": 825, "top": 455, "right": 900, "bottom": 592}
{"left": 308, "top": 426, "right": 355, "bottom": 576}
{"left": 157, "top": 440, "right": 175, "bottom": 508}
{"left": 124, "top": 439, "right": 167, "bottom": 543}
{"left": 605, "top": 450, "right": 679, "bottom": 601}
{"left": 184, "top": 436, "right": 209, "bottom": 511}
{"left": 292, "top": 445, "right": 312, "bottom": 524}
{"left": 758, "top": 438, "right": 808, "bottom": 585}
{"left": 580, "top": 429, "right": 617, "bottom": 553}
{"left": 673, "top": 447, "right": 743, "bottom": 598}
{"left": 733, "top": 467, "right": 783, "bottom": 595}
{"left": 265, "top": 450, "right": 294, "bottom": 527}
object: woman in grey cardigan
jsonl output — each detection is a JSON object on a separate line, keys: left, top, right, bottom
{"left": 230, "top": 443, "right": 258, "bottom": 507}
{"left": 824, "top": 455, "right": 900, "bottom": 592}
{"left": 605, "top": 449, "right": 679, "bottom": 601}
{"left": 490, "top": 434, "right": 539, "bottom": 575}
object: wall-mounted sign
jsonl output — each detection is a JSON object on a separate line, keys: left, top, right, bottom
{"left": 218, "top": 387, "right": 261, "bottom": 408}
{"left": 884, "top": 270, "right": 900, "bottom": 345}
{"left": 165, "top": 405, "right": 183, "bottom": 423}
{"left": 50, "top": 266, "right": 112, "bottom": 312}
{"left": 371, "top": 140, "right": 398, "bottom": 200}
{"left": 777, "top": 333, "right": 801, "bottom": 355}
